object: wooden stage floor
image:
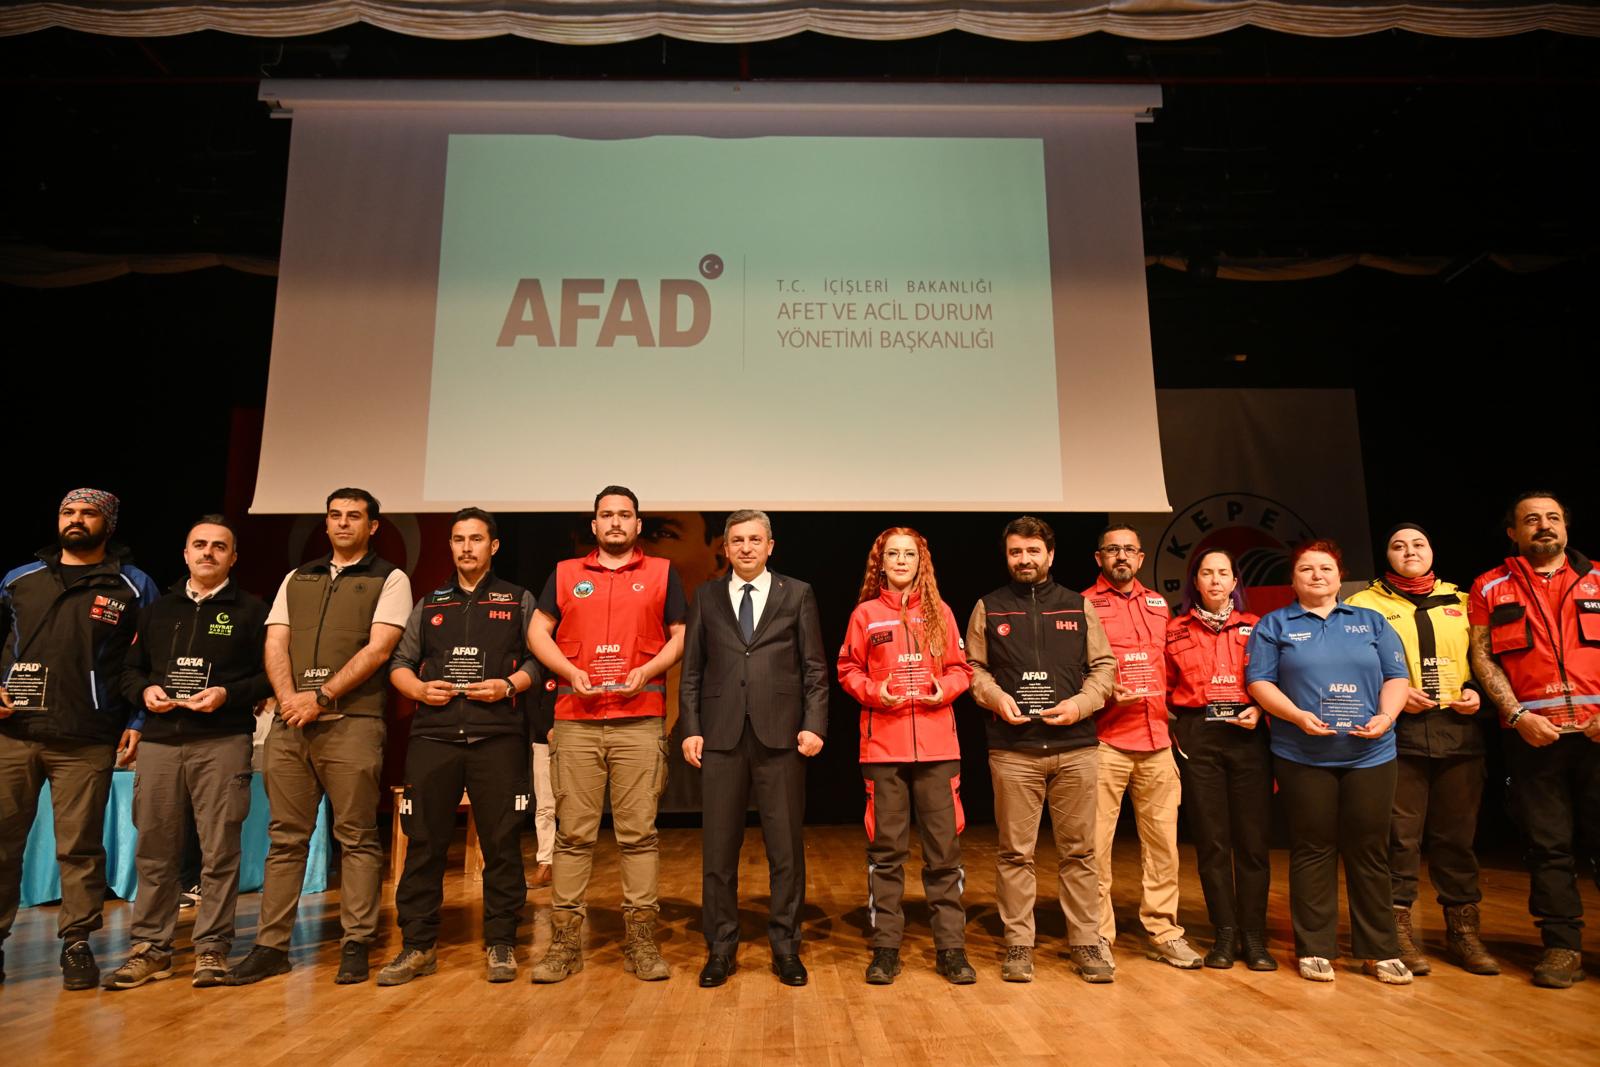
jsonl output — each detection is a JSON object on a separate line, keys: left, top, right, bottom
{"left": 1, "top": 825, "right": 1597, "bottom": 1066}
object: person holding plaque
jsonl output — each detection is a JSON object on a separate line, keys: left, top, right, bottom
{"left": 965, "top": 516, "right": 1117, "bottom": 983}
{"left": 1468, "top": 491, "right": 1600, "bottom": 989}
{"left": 1165, "top": 548, "right": 1274, "bottom": 971}
{"left": 101, "top": 515, "right": 270, "bottom": 991}
{"left": 1246, "top": 540, "right": 1413, "bottom": 984}
{"left": 1347, "top": 523, "right": 1498, "bottom": 977}
{"left": 1081, "top": 526, "right": 1200, "bottom": 969}
{"left": 529, "top": 486, "right": 686, "bottom": 983}
{"left": 838, "top": 527, "right": 975, "bottom": 985}
{"left": 229, "top": 488, "right": 411, "bottom": 986}
{"left": 379, "top": 507, "right": 540, "bottom": 986}
{"left": 0, "top": 488, "right": 159, "bottom": 989}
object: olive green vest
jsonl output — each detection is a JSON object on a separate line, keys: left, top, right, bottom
{"left": 285, "top": 551, "right": 399, "bottom": 717}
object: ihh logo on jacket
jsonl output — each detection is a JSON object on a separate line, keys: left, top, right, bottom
{"left": 1153, "top": 493, "right": 1314, "bottom": 615}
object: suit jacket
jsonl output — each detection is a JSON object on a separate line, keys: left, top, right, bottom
{"left": 678, "top": 570, "right": 830, "bottom": 751}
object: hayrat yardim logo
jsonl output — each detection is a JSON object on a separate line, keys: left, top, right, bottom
{"left": 496, "top": 255, "right": 720, "bottom": 348}
{"left": 1154, "top": 493, "right": 1314, "bottom": 614}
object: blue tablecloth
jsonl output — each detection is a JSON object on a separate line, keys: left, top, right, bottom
{"left": 22, "top": 768, "right": 331, "bottom": 907}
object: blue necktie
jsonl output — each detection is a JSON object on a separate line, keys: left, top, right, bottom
{"left": 739, "top": 583, "right": 755, "bottom": 643}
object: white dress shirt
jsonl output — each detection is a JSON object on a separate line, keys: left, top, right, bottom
{"left": 728, "top": 569, "right": 773, "bottom": 633}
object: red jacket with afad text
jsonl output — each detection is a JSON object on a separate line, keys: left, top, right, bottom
{"left": 1083, "top": 575, "right": 1172, "bottom": 751}
{"left": 1164, "top": 608, "right": 1260, "bottom": 709}
{"left": 1468, "top": 551, "right": 1600, "bottom": 729}
{"left": 552, "top": 550, "right": 672, "bottom": 721}
{"left": 837, "top": 589, "right": 973, "bottom": 763}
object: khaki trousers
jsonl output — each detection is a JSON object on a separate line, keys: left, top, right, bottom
{"left": 990, "top": 745, "right": 1102, "bottom": 947}
{"left": 549, "top": 718, "right": 667, "bottom": 915}
{"left": 257, "top": 715, "right": 385, "bottom": 949}
{"left": 1094, "top": 742, "right": 1183, "bottom": 944}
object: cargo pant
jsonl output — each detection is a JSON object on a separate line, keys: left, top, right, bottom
{"left": 862, "top": 759, "right": 966, "bottom": 950}
{"left": 549, "top": 718, "right": 667, "bottom": 915}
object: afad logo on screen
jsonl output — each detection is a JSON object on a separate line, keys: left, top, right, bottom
{"left": 495, "top": 254, "right": 724, "bottom": 349}
{"left": 1153, "top": 493, "right": 1314, "bottom": 615}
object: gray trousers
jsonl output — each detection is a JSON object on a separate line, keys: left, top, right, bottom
{"left": 129, "top": 734, "right": 253, "bottom": 955}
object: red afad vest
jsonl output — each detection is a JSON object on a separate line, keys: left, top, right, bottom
{"left": 552, "top": 551, "right": 671, "bottom": 721}
{"left": 1164, "top": 610, "right": 1258, "bottom": 709}
{"left": 1471, "top": 553, "right": 1600, "bottom": 729}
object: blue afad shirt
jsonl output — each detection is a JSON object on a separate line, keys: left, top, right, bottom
{"left": 1245, "top": 602, "right": 1410, "bottom": 769}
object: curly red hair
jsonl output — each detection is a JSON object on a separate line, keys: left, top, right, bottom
{"left": 857, "top": 527, "right": 949, "bottom": 656}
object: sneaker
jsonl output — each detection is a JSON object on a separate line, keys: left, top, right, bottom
{"left": 226, "top": 944, "right": 291, "bottom": 985}
{"left": 1000, "top": 945, "right": 1034, "bottom": 983}
{"left": 865, "top": 947, "right": 901, "bottom": 985}
{"left": 102, "top": 944, "right": 173, "bottom": 991}
{"left": 1297, "top": 956, "right": 1335, "bottom": 982}
{"left": 1364, "top": 958, "right": 1414, "bottom": 985}
{"left": 179, "top": 884, "right": 202, "bottom": 909}
{"left": 1146, "top": 936, "right": 1203, "bottom": 970}
{"left": 1069, "top": 942, "right": 1116, "bottom": 984}
{"left": 1532, "top": 947, "right": 1586, "bottom": 989}
{"left": 335, "top": 941, "right": 371, "bottom": 985}
{"left": 376, "top": 946, "right": 437, "bottom": 987}
{"left": 193, "top": 949, "right": 230, "bottom": 988}
{"left": 61, "top": 940, "right": 99, "bottom": 991}
{"left": 486, "top": 944, "right": 517, "bottom": 984}
{"left": 935, "top": 948, "right": 977, "bottom": 985}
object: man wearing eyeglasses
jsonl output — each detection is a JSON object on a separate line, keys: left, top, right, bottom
{"left": 1082, "top": 526, "right": 1201, "bottom": 970}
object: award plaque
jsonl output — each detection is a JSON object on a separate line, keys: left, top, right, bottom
{"left": 1205, "top": 674, "right": 1248, "bottom": 722}
{"left": 891, "top": 658, "right": 932, "bottom": 701}
{"left": 165, "top": 658, "right": 212, "bottom": 701}
{"left": 1419, "top": 655, "right": 1462, "bottom": 706}
{"left": 4, "top": 661, "right": 49, "bottom": 711}
{"left": 442, "top": 648, "right": 487, "bottom": 688}
{"left": 1119, "top": 651, "right": 1162, "bottom": 699}
{"left": 1014, "top": 671, "right": 1057, "bottom": 718}
{"left": 1320, "top": 682, "right": 1370, "bottom": 733}
{"left": 1548, "top": 702, "right": 1592, "bottom": 734}
{"left": 588, "top": 644, "right": 629, "bottom": 691}
{"left": 295, "top": 666, "right": 332, "bottom": 692}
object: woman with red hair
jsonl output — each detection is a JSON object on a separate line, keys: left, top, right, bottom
{"left": 837, "top": 527, "right": 975, "bottom": 986}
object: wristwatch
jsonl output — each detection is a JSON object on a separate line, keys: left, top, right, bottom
{"left": 503, "top": 677, "right": 518, "bottom": 701}
{"left": 316, "top": 687, "right": 334, "bottom": 710}
{"left": 1505, "top": 706, "right": 1526, "bottom": 728}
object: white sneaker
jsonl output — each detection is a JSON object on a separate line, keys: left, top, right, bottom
{"left": 1297, "top": 956, "right": 1335, "bottom": 982}
{"left": 1364, "top": 958, "right": 1413, "bottom": 985}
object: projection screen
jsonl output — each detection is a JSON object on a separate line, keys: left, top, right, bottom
{"left": 254, "top": 80, "right": 1166, "bottom": 514}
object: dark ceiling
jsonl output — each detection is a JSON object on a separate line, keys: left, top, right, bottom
{"left": 2, "top": 25, "right": 1597, "bottom": 265}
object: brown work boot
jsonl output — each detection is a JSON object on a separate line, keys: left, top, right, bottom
{"left": 1531, "top": 947, "right": 1585, "bottom": 989}
{"left": 530, "top": 910, "right": 584, "bottom": 984}
{"left": 1443, "top": 904, "right": 1500, "bottom": 975}
{"left": 1392, "top": 904, "right": 1432, "bottom": 976}
{"left": 621, "top": 908, "right": 671, "bottom": 981}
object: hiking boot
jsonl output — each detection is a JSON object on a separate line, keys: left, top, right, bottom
{"left": 1000, "top": 945, "right": 1033, "bottom": 982}
{"left": 1146, "top": 936, "right": 1202, "bottom": 969}
{"left": 1532, "top": 947, "right": 1586, "bottom": 989}
{"left": 936, "top": 948, "right": 977, "bottom": 984}
{"left": 192, "top": 949, "right": 230, "bottom": 988}
{"left": 1204, "top": 927, "right": 1237, "bottom": 969}
{"left": 1364, "top": 958, "right": 1414, "bottom": 985}
{"left": 865, "top": 947, "right": 901, "bottom": 985}
{"left": 486, "top": 944, "right": 517, "bottom": 983}
{"left": 531, "top": 910, "right": 584, "bottom": 983}
{"left": 1069, "top": 941, "right": 1115, "bottom": 984}
{"left": 1393, "top": 904, "right": 1431, "bottom": 976}
{"left": 61, "top": 940, "right": 99, "bottom": 991}
{"left": 620, "top": 907, "right": 671, "bottom": 981}
{"left": 102, "top": 943, "right": 173, "bottom": 991}
{"left": 334, "top": 941, "right": 370, "bottom": 985}
{"left": 1443, "top": 904, "right": 1500, "bottom": 975}
{"left": 376, "top": 946, "right": 437, "bottom": 987}
{"left": 1240, "top": 930, "right": 1278, "bottom": 971}
{"left": 226, "top": 944, "right": 290, "bottom": 985}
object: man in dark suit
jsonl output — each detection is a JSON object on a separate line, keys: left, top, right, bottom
{"left": 679, "top": 510, "right": 829, "bottom": 988}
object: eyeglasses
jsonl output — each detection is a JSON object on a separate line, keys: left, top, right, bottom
{"left": 1098, "top": 544, "right": 1142, "bottom": 557}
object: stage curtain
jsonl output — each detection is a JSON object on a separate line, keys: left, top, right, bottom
{"left": 1, "top": 1, "right": 1597, "bottom": 43}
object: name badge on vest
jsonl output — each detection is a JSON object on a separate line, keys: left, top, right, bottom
{"left": 443, "top": 646, "right": 487, "bottom": 688}
{"left": 165, "top": 657, "right": 213, "bottom": 701}
{"left": 296, "top": 666, "right": 332, "bottom": 692}
{"left": 4, "top": 661, "right": 49, "bottom": 711}
{"left": 1013, "top": 670, "right": 1057, "bottom": 718}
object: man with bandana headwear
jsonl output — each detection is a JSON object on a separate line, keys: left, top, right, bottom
{"left": 0, "top": 489, "right": 160, "bottom": 989}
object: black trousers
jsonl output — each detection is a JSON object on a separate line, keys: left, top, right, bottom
{"left": 1390, "top": 753, "right": 1486, "bottom": 908}
{"left": 1506, "top": 731, "right": 1600, "bottom": 950}
{"left": 395, "top": 734, "right": 530, "bottom": 949}
{"left": 701, "top": 718, "right": 808, "bottom": 955}
{"left": 1174, "top": 711, "right": 1272, "bottom": 933}
{"left": 1275, "top": 756, "right": 1400, "bottom": 960}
